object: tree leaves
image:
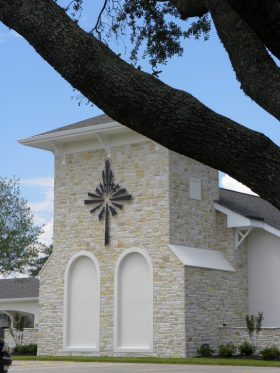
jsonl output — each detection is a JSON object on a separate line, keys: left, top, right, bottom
{"left": 0, "top": 178, "right": 42, "bottom": 275}
{"left": 68, "top": 0, "right": 211, "bottom": 71}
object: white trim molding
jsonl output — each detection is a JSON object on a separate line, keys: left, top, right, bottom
{"left": 63, "top": 251, "right": 100, "bottom": 352}
{"left": 114, "top": 248, "right": 153, "bottom": 353}
{"left": 18, "top": 120, "right": 149, "bottom": 156}
{"left": 214, "top": 203, "right": 280, "bottom": 240}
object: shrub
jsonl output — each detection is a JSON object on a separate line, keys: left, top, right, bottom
{"left": 13, "top": 343, "right": 37, "bottom": 355}
{"left": 238, "top": 340, "right": 256, "bottom": 356}
{"left": 260, "top": 345, "right": 280, "bottom": 360}
{"left": 197, "top": 343, "right": 214, "bottom": 357}
{"left": 218, "top": 342, "right": 237, "bottom": 358}
{"left": 245, "top": 312, "right": 263, "bottom": 339}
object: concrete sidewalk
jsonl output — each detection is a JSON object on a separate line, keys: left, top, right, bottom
{"left": 9, "top": 361, "right": 280, "bottom": 373}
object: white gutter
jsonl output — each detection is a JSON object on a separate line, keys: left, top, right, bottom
{"left": 0, "top": 297, "right": 38, "bottom": 303}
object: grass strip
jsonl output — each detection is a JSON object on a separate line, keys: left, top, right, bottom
{"left": 11, "top": 356, "right": 280, "bottom": 367}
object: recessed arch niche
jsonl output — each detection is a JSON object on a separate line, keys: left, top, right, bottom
{"left": 114, "top": 249, "right": 153, "bottom": 352}
{"left": 64, "top": 251, "right": 100, "bottom": 351}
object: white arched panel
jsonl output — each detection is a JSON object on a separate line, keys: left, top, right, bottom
{"left": 64, "top": 251, "right": 100, "bottom": 351}
{"left": 115, "top": 249, "right": 153, "bottom": 352}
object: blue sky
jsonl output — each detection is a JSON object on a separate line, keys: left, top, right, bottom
{"left": 0, "top": 2, "right": 279, "bottom": 245}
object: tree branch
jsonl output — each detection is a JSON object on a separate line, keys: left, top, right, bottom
{"left": 228, "top": 0, "right": 280, "bottom": 60}
{"left": 207, "top": 0, "right": 280, "bottom": 121}
{"left": 174, "top": 0, "right": 280, "bottom": 61}
{"left": 174, "top": 0, "right": 207, "bottom": 19}
{"left": 90, "top": 0, "right": 109, "bottom": 40}
{"left": 1, "top": 0, "right": 280, "bottom": 209}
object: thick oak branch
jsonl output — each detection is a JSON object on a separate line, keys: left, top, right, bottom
{"left": 228, "top": 0, "right": 280, "bottom": 60}
{"left": 1, "top": 0, "right": 280, "bottom": 208}
{"left": 207, "top": 0, "right": 280, "bottom": 121}
{"left": 174, "top": 0, "right": 280, "bottom": 60}
{"left": 175, "top": 0, "right": 207, "bottom": 19}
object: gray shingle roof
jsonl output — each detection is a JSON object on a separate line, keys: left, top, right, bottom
{"left": 39, "top": 114, "right": 113, "bottom": 136}
{"left": 0, "top": 278, "right": 39, "bottom": 299}
{"left": 217, "top": 188, "right": 280, "bottom": 231}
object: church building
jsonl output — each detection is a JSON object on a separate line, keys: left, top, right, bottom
{"left": 19, "top": 114, "right": 280, "bottom": 357}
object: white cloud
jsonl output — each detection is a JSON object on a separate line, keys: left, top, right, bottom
{"left": 220, "top": 174, "right": 258, "bottom": 196}
{"left": 10, "top": 30, "right": 22, "bottom": 38}
{"left": 0, "top": 31, "right": 22, "bottom": 44}
{"left": 21, "top": 177, "right": 54, "bottom": 188}
{"left": 39, "top": 218, "right": 54, "bottom": 246}
{"left": 21, "top": 177, "right": 54, "bottom": 245}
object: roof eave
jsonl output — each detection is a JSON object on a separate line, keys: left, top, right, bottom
{"left": 214, "top": 202, "right": 280, "bottom": 239}
{"left": 17, "top": 121, "right": 130, "bottom": 151}
{"left": 18, "top": 122, "right": 146, "bottom": 153}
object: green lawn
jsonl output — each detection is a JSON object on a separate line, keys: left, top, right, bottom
{"left": 11, "top": 356, "right": 280, "bottom": 367}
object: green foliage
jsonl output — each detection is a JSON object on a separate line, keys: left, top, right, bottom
{"left": 13, "top": 343, "right": 37, "bottom": 355}
{"left": 9, "top": 312, "right": 30, "bottom": 346}
{"left": 260, "top": 346, "right": 280, "bottom": 360}
{"left": 62, "top": 0, "right": 211, "bottom": 72}
{"left": 28, "top": 244, "right": 53, "bottom": 277}
{"left": 245, "top": 312, "right": 263, "bottom": 339}
{"left": 0, "top": 177, "right": 42, "bottom": 274}
{"left": 238, "top": 340, "right": 256, "bottom": 356}
{"left": 197, "top": 343, "right": 214, "bottom": 357}
{"left": 246, "top": 315, "right": 255, "bottom": 339}
{"left": 218, "top": 342, "right": 237, "bottom": 358}
{"left": 14, "top": 313, "right": 26, "bottom": 332}
{"left": 256, "top": 312, "right": 264, "bottom": 334}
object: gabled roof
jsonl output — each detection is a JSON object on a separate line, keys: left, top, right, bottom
{"left": 39, "top": 114, "right": 113, "bottom": 136}
{"left": 18, "top": 114, "right": 144, "bottom": 153}
{"left": 0, "top": 278, "right": 39, "bottom": 299}
{"left": 217, "top": 188, "right": 280, "bottom": 231}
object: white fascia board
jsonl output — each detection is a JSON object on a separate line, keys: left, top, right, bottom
{"left": 168, "top": 244, "right": 235, "bottom": 272}
{"left": 18, "top": 121, "right": 148, "bottom": 153}
{"left": 214, "top": 203, "right": 280, "bottom": 239}
{"left": 214, "top": 203, "right": 252, "bottom": 228}
{"left": 262, "top": 223, "right": 280, "bottom": 239}
{"left": 18, "top": 121, "right": 119, "bottom": 145}
{"left": 0, "top": 297, "right": 38, "bottom": 303}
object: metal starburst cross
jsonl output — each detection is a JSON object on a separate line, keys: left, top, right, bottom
{"left": 84, "top": 159, "right": 132, "bottom": 246}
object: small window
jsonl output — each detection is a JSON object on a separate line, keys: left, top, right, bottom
{"left": 190, "top": 178, "right": 201, "bottom": 200}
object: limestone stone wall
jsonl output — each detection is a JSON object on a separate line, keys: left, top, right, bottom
{"left": 38, "top": 138, "right": 251, "bottom": 357}
{"left": 184, "top": 212, "right": 248, "bottom": 356}
{"left": 169, "top": 152, "right": 219, "bottom": 248}
{"left": 167, "top": 152, "right": 248, "bottom": 356}
{"left": 5, "top": 328, "right": 38, "bottom": 348}
{"left": 219, "top": 327, "right": 280, "bottom": 352}
{"left": 38, "top": 141, "right": 186, "bottom": 357}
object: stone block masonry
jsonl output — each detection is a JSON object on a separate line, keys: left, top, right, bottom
{"left": 5, "top": 328, "right": 38, "bottom": 348}
{"left": 38, "top": 137, "right": 247, "bottom": 357}
{"left": 38, "top": 141, "right": 186, "bottom": 357}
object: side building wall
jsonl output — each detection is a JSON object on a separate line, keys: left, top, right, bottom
{"left": 38, "top": 141, "right": 186, "bottom": 357}
{"left": 168, "top": 152, "right": 248, "bottom": 355}
{"left": 184, "top": 212, "right": 248, "bottom": 355}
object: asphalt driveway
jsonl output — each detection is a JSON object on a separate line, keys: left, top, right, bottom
{"left": 9, "top": 361, "right": 280, "bottom": 373}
